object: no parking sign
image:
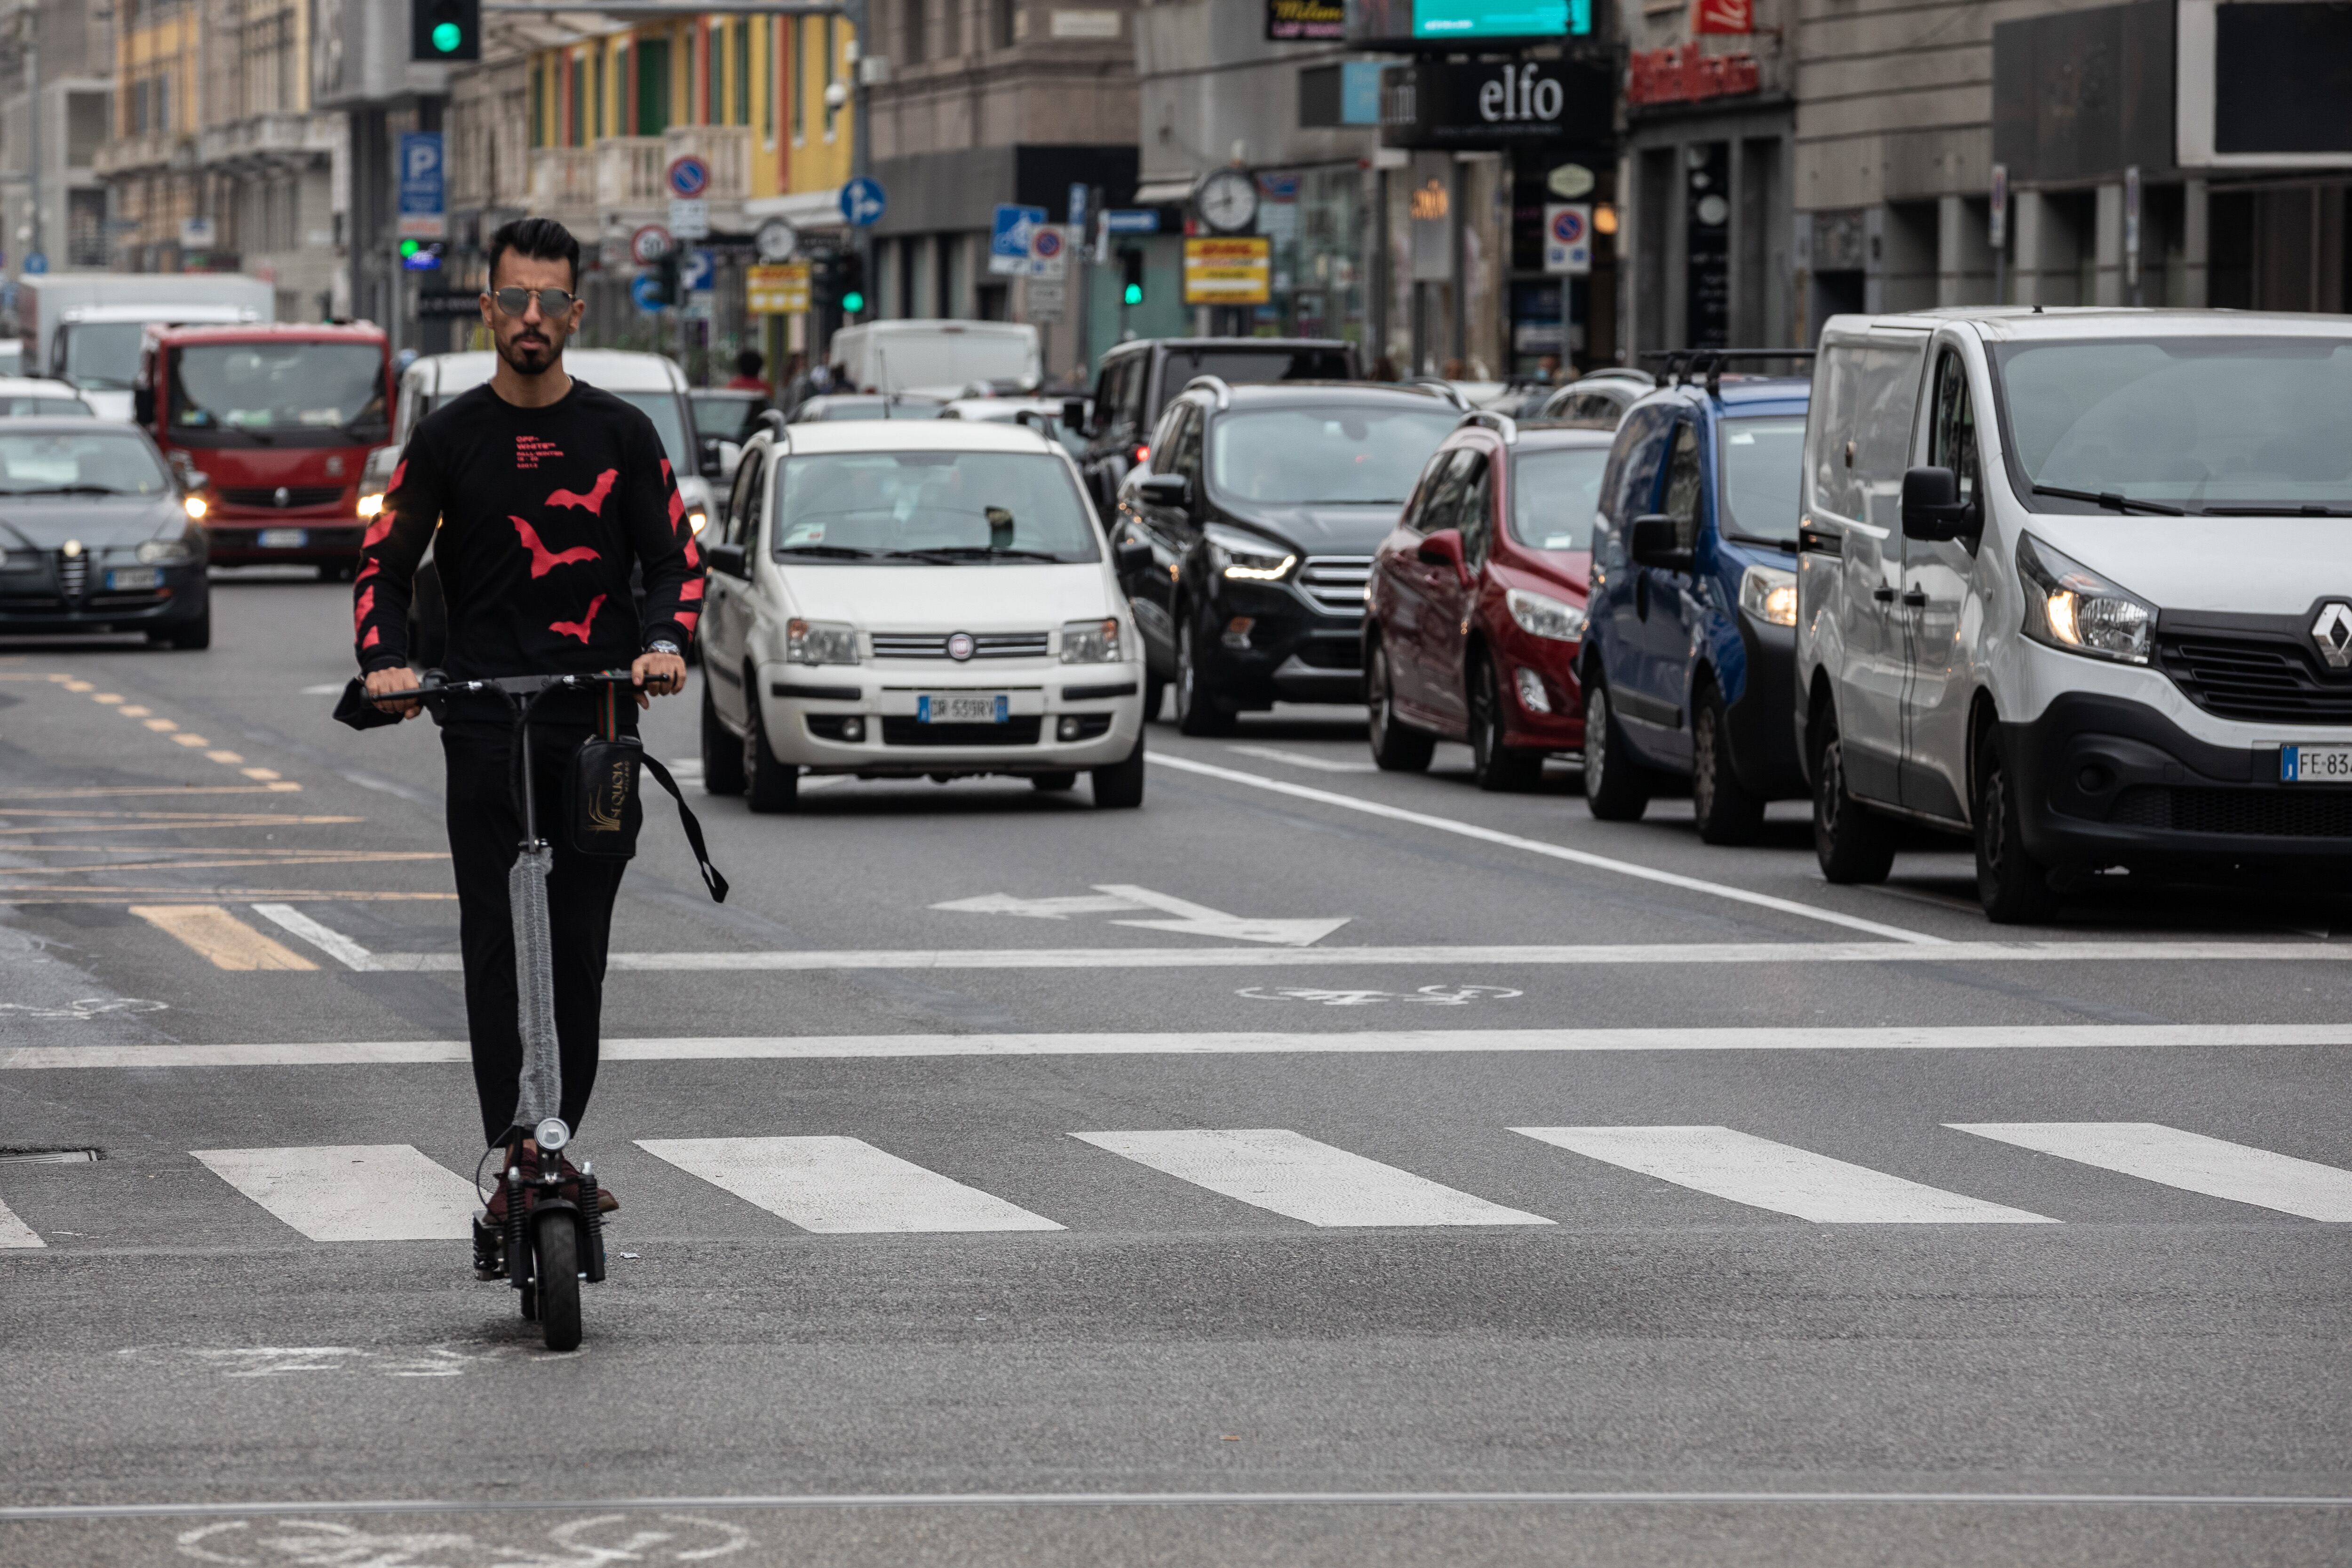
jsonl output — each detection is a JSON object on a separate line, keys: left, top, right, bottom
{"left": 1544, "top": 203, "right": 1592, "bottom": 276}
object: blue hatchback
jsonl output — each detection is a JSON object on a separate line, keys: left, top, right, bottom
{"left": 1580, "top": 367, "right": 1811, "bottom": 841}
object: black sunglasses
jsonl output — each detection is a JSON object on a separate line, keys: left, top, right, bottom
{"left": 487, "top": 287, "right": 579, "bottom": 318}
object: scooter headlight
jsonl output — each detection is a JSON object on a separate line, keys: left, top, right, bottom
{"left": 534, "top": 1117, "right": 569, "bottom": 1152}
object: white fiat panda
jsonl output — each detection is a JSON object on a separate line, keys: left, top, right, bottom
{"left": 1796, "top": 309, "right": 2352, "bottom": 921}
{"left": 695, "top": 415, "right": 1148, "bottom": 810}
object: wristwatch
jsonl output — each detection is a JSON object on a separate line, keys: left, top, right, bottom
{"left": 646, "top": 640, "right": 682, "bottom": 658}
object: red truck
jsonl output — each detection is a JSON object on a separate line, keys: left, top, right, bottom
{"left": 133, "top": 322, "right": 394, "bottom": 579}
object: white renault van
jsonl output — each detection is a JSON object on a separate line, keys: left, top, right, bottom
{"left": 1796, "top": 308, "right": 2352, "bottom": 921}
{"left": 695, "top": 415, "right": 1148, "bottom": 810}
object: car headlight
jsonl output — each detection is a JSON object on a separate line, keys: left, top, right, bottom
{"left": 786, "top": 617, "right": 860, "bottom": 665}
{"left": 1060, "top": 617, "right": 1123, "bottom": 663}
{"left": 355, "top": 492, "right": 383, "bottom": 519}
{"left": 1204, "top": 523, "right": 1295, "bottom": 582}
{"left": 136, "top": 536, "right": 196, "bottom": 565}
{"left": 2017, "top": 533, "right": 2153, "bottom": 664}
{"left": 183, "top": 493, "right": 209, "bottom": 521}
{"left": 1738, "top": 564, "right": 1798, "bottom": 628}
{"left": 1505, "top": 586, "right": 1586, "bottom": 642}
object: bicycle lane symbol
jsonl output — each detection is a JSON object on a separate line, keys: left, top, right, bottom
{"left": 176, "top": 1511, "right": 755, "bottom": 1565}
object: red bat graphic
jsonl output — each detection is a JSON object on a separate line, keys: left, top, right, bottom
{"left": 545, "top": 469, "right": 619, "bottom": 515}
{"left": 511, "top": 515, "right": 600, "bottom": 577}
{"left": 550, "top": 594, "right": 606, "bottom": 644}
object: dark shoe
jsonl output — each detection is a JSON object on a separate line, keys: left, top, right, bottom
{"left": 483, "top": 1144, "right": 618, "bottom": 1216}
{"left": 554, "top": 1154, "right": 620, "bottom": 1213}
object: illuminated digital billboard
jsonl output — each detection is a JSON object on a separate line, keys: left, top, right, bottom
{"left": 1347, "top": 0, "right": 1591, "bottom": 44}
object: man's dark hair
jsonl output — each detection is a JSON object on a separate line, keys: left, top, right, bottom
{"left": 485, "top": 217, "right": 581, "bottom": 289}
{"left": 735, "top": 349, "right": 764, "bottom": 378}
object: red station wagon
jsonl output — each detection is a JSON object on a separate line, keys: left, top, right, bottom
{"left": 134, "top": 322, "right": 393, "bottom": 579}
{"left": 1362, "top": 413, "right": 1614, "bottom": 787}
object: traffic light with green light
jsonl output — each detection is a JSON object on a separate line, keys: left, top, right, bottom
{"left": 839, "top": 253, "right": 866, "bottom": 317}
{"left": 411, "top": 0, "right": 481, "bottom": 62}
{"left": 1120, "top": 249, "right": 1145, "bottom": 307}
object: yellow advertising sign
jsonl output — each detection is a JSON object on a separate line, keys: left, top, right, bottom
{"left": 1183, "top": 237, "right": 1271, "bottom": 305}
{"left": 747, "top": 262, "right": 810, "bottom": 314}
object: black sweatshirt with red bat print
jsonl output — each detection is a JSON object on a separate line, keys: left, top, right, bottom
{"left": 353, "top": 378, "right": 703, "bottom": 725}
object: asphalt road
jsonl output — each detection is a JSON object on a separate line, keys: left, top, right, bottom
{"left": 3, "top": 573, "right": 2350, "bottom": 1568}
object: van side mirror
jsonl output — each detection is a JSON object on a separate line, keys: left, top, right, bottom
{"left": 1901, "top": 466, "right": 1974, "bottom": 541}
{"left": 1136, "top": 472, "right": 1191, "bottom": 511}
{"left": 1114, "top": 536, "right": 1154, "bottom": 577}
{"left": 1063, "top": 398, "right": 1091, "bottom": 437}
{"left": 133, "top": 385, "right": 155, "bottom": 426}
{"left": 706, "top": 541, "right": 747, "bottom": 578}
{"left": 1629, "top": 513, "right": 1693, "bottom": 573}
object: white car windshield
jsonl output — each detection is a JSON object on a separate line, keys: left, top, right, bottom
{"left": 1209, "top": 406, "right": 1460, "bottom": 505}
{"left": 1991, "top": 335, "right": 2352, "bottom": 513}
{"left": 772, "top": 451, "right": 1101, "bottom": 562}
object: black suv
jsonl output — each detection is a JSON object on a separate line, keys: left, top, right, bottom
{"left": 1072, "top": 337, "right": 1360, "bottom": 515}
{"left": 1113, "top": 379, "right": 1464, "bottom": 733}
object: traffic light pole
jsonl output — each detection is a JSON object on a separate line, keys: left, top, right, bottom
{"left": 846, "top": 0, "right": 872, "bottom": 365}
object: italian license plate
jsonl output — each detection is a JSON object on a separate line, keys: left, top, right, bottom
{"left": 2281, "top": 743, "right": 2352, "bottom": 782}
{"left": 917, "top": 692, "right": 1009, "bottom": 724}
{"left": 104, "top": 567, "right": 162, "bottom": 590}
{"left": 257, "top": 528, "right": 308, "bottom": 549}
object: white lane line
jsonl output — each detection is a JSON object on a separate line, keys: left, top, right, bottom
{"left": 250, "top": 904, "right": 381, "bottom": 970}
{"left": 190, "top": 1145, "right": 478, "bottom": 1241}
{"left": 1516, "top": 1126, "right": 2057, "bottom": 1224}
{"left": 10, "top": 1023, "right": 2352, "bottom": 1071}
{"left": 1071, "top": 1128, "right": 1553, "bottom": 1227}
{"left": 635, "top": 1136, "right": 1062, "bottom": 1233}
{"left": 0, "top": 1195, "right": 45, "bottom": 1248}
{"left": 1150, "top": 752, "right": 1944, "bottom": 945}
{"left": 1948, "top": 1122, "right": 2352, "bottom": 1221}
{"left": 1227, "top": 745, "right": 1380, "bottom": 773}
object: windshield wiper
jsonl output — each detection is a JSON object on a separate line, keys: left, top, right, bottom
{"left": 2199, "top": 504, "right": 2352, "bottom": 517}
{"left": 884, "top": 546, "right": 1067, "bottom": 563}
{"left": 774, "top": 543, "right": 882, "bottom": 558}
{"left": 2030, "top": 483, "right": 2183, "bottom": 516}
{"left": 0, "top": 485, "right": 140, "bottom": 497}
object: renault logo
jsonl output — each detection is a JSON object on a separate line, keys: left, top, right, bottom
{"left": 273, "top": 486, "right": 291, "bottom": 508}
{"left": 2314, "top": 602, "right": 2352, "bottom": 669}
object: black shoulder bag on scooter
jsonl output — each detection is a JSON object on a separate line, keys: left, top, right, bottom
{"left": 564, "top": 687, "right": 730, "bottom": 902}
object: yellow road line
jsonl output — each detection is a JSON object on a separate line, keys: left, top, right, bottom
{"left": 2, "top": 853, "right": 447, "bottom": 874}
{"left": 171, "top": 734, "right": 210, "bottom": 748}
{"left": 206, "top": 751, "right": 244, "bottom": 764}
{"left": 4, "top": 888, "right": 456, "bottom": 902}
{"left": 240, "top": 767, "right": 282, "bottom": 781}
{"left": 3, "top": 787, "right": 296, "bottom": 798}
{"left": 92, "top": 693, "right": 123, "bottom": 704}
{"left": 143, "top": 718, "right": 176, "bottom": 732}
{"left": 131, "top": 905, "right": 318, "bottom": 971}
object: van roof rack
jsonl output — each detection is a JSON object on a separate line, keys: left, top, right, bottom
{"left": 1461, "top": 408, "right": 1518, "bottom": 445}
{"left": 1182, "top": 374, "right": 1233, "bottom": 409}
{"left": 1637, "top": 348, "right": 1817, "bottom": 397}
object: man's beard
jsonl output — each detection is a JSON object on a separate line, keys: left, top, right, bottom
{"left": 498, "top": 329, "right": 560, "bottom": 375}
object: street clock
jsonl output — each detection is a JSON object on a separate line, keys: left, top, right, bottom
{"left": 1193, "top": 168, "right": 1259, "bottom": 234}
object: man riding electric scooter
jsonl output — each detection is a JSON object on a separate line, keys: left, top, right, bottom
{"left": 355, "top": 217, "right": 703, "bottom": 1217}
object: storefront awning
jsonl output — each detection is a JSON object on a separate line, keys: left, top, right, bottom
{"left": 745, "top": 190, "right": 850, "bottom": 230}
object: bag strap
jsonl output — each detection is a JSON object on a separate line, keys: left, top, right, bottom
{"left": 638, "top": 752, "right": 730, "bottom": 903}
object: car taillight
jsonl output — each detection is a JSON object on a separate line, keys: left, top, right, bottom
{"left": 1133, "top": 445, "right": 1149, "bottom": 464}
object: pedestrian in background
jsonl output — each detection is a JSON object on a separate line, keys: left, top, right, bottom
{"left": 726, "top": 349, "right": 770, "bottom": 395}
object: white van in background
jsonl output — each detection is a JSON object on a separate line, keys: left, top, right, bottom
{"left": 19, "top": 274, "right": 274, "bottom": 421}
{"left": 829, "top": 320, "right": 1042, "bottom": 399}
{"left": 1797, "top": 308, "right": 2352, "bottom": 922}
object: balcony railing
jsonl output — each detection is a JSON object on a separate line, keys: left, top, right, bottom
{"left": 529, "top": 146, "right": 596, "bottom": 211}
{"left": 595, "top": 136, "right": 666, "bottom": 207}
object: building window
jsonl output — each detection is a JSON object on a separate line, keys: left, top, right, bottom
{"left": 593, "top": 48, "right": 606, "bottom": 139}
{"left": 824, "top": 20, "right": 839, "bottom": 139}
{"left": 706, "top": 24, "right": 721, "bottom": 124}
{"left": 617, "top": 43, "right": 631, "bottom": 133}
{"left": 905, "top": 0, "right": 926, "bottom": 64}
{"left": 568, "top": 54, "right": 583, "bottom": 147}
{"left": 995, "top": 0, "right": 1017, "bottom": 49}
{"left": 735, "top": 20, "right": 752, "bottom": 126}
{"left": 791, "top": 20, "right": 806, "bottom": 142}
{"left": 530, "top": 62, "right": 544, "bottom": 148}
{"left": 761, "top": 18, "right": 775, "bottom": 142}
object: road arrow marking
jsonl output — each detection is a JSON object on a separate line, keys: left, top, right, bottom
{"left": 927, "top": 892, "right": 1147, "bottom": 920}
{"left": 1094, "top": 884, "right": 1351, "bottom": 947}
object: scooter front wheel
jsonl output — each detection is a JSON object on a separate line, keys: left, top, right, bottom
{"left": 535, "top": 1211, "right": 582, "bottom": 1352}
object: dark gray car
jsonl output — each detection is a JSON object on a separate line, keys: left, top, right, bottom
{"left": 0, "top": 420, "right": 211, "bottom": 648}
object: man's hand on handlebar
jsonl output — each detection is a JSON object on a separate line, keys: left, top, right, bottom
{"left": 365, "top": 664, "right": 424, "bottom": 721}
{"left": 631, "top": 650, "right": 687, "bottom": 708}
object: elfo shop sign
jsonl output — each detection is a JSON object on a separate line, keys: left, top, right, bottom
{"left": 1380, "top": 57, "right": 1613, "bottom": 148}
{"left": 1183, "top": 238, "right": 1272, "bottom": 304}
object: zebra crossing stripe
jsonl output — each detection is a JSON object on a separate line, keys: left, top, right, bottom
{"left": 634, "top": 1136, "right": 1063, "bottom": 1233}
{"left": 190, "top": 1145, "right": 479, "bottom": 1242}
{"left": 1947, "top": 1122, "right": 2352, "bottom": 1221}
{"left": 0, "top": 1195, "right": 44, "bottom": 1248}
{"left": 1070, "top": 1128, "right": 1554, "bottom": 1227}
{"left": 1514, "top": 1126, "right": 2058, "bottom": 1224}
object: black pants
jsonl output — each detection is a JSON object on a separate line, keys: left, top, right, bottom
{"left": 444, "top": 721, "right": 629, "bottom": 1148}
